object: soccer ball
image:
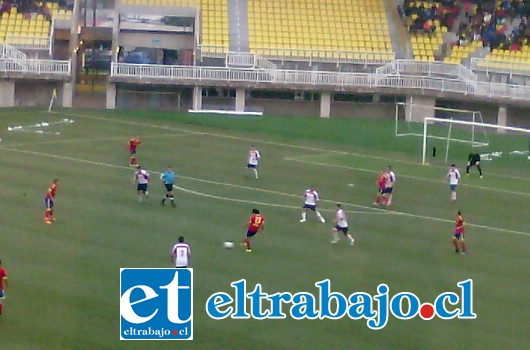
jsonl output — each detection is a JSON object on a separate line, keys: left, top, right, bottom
{"left": 223, "top": 241, "right": 235, "bottom": 249}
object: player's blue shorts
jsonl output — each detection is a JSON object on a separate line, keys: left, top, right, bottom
{"left": 44, "top": 198, "right": 54, "bottom": 209}
{"left": 137, "top": 183, "right": 148, "bottom": 192}
{"left": 382, "top": 187, "right": 393, "bottom": 194}
{"left": 130, "top": 150, "right": 136, "bottom": 156}
{"left": 247, "top": 163, "right": 257, "bottom": 169}
{"left": 450, "top": 184, "right": 457, "bottom": 191}
{"left": 164, "top": 183, "right": 173, "bottom": 192}
{"left": 246, "top": 230, "right": 258, "bottom": 237}
{"left": 303, "top": 204, "right": 316, "bottom": 211}
{"left": 335, "top": 225, "right": 349, "bottom": 234}
{"left": 378, "top": 188, "right": 385, "bottom": 194}
{"left": 454, "top": 233, "right": 463, "bottom": 240}
{"left": 0, "top": 289, "right": 5, "bottom": 299}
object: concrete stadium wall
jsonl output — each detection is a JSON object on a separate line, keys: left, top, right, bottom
{"left": 14, "top": 82, "right": 63, "bottom": 107}
{"left": 53, "top": 40, "right": 71, "bottom": 61}
{"left": 437, "top": 100, "right": 530, "bottom": 128}
{"left": 111, "top": 87, "right": 403, "bottom": 120}
{"left": 119, "top": 32, "right": 194, "bottom": 50}
{"left": 115, "top": 86, "right": 193, "bottom": 111}
{"left": 244, "top": 98, "right": 396, "bottom": 119}
{"left": 108, "top": 84, "right": 529, "bottom": 127}
{"left": 247, "top": 98, "right": 320, "bottom": 117}
{"left": 96, "top": 82, "right": 530, "bottom": 130}
{"left": 331, "top": 101, "right": 396, "bottom": 119}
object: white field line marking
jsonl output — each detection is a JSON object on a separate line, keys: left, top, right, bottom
{"left": 285, "top": 156, "right": 530, "bottom": 198}
{"left": 1, "top": 146, "right": 528, "bottom": 237}
{"left": 175, "top": 175, "right": 381, "bottom": 211}
{"left": 50, "top": 111, "right": 204, "bottom": 137}
{"left": 52, "top": 110, "right": 530, "bottom": 183}
{"left": 2, "top": 132, "right": 193, "bottom": 148}
{"left": 9, "top": 119, "right": 73, "bottom": 130}
{"left": 294, "top": 151, "right": 530, "bottom": 183}
{"left": 8, "top": 129, "right": 60, "bottom": 135}
{"left": 173, "top": 186, "right": 385, "bottom": 214}
{"left": 0, "top": 144, "right": 383, "bottom": 214}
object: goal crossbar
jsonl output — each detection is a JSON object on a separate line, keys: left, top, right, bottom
{"left": 421, "top": 117, "right": 530, "bottom": 164}
{"left": 395, "top": 102, "right": 487, "bottom": 147}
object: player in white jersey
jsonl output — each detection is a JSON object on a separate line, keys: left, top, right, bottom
{"left": 383, "top": 166, "right": 396, "bottom": 207}
{"left": 447, "top": 164, "right": 461, "bottom": 202}
{"left": 133, "top": 165, "right": 150, "bottom": 203}
{"left": 331, "top": 204, "right": 354, "bottom": 245}
{"left": 171, "top": 236, "right": 191, "bottom": 268}
{"left": 300, "top": 187, "right": 326, "bottom": 223}
{"left": 246, "top": 145, "right": 261, "bottom": 180}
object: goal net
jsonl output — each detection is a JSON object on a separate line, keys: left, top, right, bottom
{"left": 395, "top": 102, "right": 489, "bottom": 148}
{"left": 421, "top": 118, "right": 530, "bottom": 171}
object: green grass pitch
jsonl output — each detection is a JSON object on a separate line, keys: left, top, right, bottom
{"left": 0, "top": 108, "right": 529, "bottom": 350}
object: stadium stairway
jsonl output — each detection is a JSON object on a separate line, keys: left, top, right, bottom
{"left": 385, "top": 0, "right": 410, "bottom": 59}
{"left": 228, "top": 0, "right": 249, "bottom": 52}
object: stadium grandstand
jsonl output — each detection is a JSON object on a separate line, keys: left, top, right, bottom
{"left": 0, "top": 1, "right": 72, "bottom": 52}
{"left": 0, "top": 0, "right": 529, "bottom": 126}
{"left": 3, "top": 3, "right": 530, "bottom": 349}
{"left": 247, "top": 0, "right": 395, "bottom": 64}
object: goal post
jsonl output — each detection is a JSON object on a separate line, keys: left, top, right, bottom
{"left": 395, "top": 102, "right": 489, "bottom": 147}
{"left": 422, "top": 118, "right": 530, "bottom": 164}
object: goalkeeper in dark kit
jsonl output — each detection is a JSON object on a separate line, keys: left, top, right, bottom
{"left": 466, "top": 152, "right": 483, "bottom": 178}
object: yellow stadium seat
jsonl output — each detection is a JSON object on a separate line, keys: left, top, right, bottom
{"left": 246, "top": 0, "right": 393, "bottom": 61}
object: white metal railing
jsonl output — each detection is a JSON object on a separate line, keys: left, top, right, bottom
{"left": 376, "top": 60, "right": 478, "bottom": 82}
{"left": 225, "top": 52, "right": 277, "bottom": 70}
{"left": 226, "top": 52, "right": 255, "bottom": 68}
{"left": 5, "top": 35, "right": 52, "bottom": 51}
{"left": 111, "top": 63, "right": 530, "bottom": 101}
{"left": 0, "top": 44, "right": 27, "bottom": 61}
{"left": 0, "top": 58, "right": 71, "bottom": 75}
{"left": 255, "top": 55, "right": 277, "bottom": 70}
{"left": 470, "top": 57, "right": 530, "bottom": 76}
{"left": 200, "top": 45, "right": 395, "bottom": 65}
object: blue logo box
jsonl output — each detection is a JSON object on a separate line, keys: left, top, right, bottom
{"left": 120, "top": 268, "right": 193, "bottom": 340}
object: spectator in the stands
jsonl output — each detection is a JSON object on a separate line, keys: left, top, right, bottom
{"left": 483, "top": 11, "right": 492, "bottom": 24}
{"left": 1, "top": 1, "right": 11, "bottom": 15}
{"left": 39, "top": 3, "right": 51, "bottom": 21}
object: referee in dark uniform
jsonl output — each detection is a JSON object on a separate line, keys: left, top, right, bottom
{"left": 466, "top": 152, "right": 483, "bottom": 178}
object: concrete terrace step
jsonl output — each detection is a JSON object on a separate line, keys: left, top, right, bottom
{"left": 228, "top": 0, "right": 249, "bottom": 52}
{"left": 385, "top": 0, "right": 411, "bottom": 59}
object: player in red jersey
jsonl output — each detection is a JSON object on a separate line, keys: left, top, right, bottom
{"left": 373, "top": 170, "right": 387, "bottom": 206}
{"left": 241, "top": 209, "right": 265, "bottom": 253}
{"left": 0, "top": 258, "right": 8, "bottom": 316}
{"left": 44, "top": 179, "right": 59, "bottom": 224}
{"left": 452, "top": 211, "right": 467, "bottom": 254}
{"left": 128, "top": 136, "right": 141, "bottom": 166}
